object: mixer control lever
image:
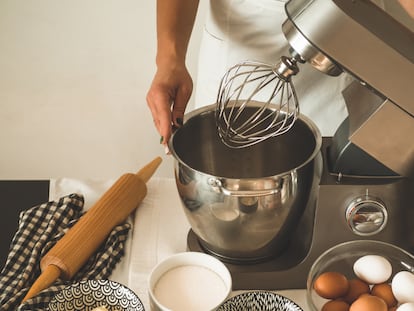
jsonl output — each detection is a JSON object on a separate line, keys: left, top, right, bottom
{"left": 346, "top": 195, "right": 388, "bottom": 236}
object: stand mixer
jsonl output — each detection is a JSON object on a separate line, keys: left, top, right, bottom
{"left": 185, "top": 0, "right": 414, "bottom": 289}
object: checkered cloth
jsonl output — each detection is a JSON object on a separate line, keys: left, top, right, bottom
{"left": 0, "top": 193, "right": 131, "bottom": 311}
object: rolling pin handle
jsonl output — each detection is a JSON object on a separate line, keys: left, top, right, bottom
{"left": 136, "top": 156, "right": 162, "bottom": 183}
{"left": 22, "top": 264, "right": 61, "bottom": 303}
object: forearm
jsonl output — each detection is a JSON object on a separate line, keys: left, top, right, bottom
{"left": 156, "top": 0, "right": 200, "bottom": 66}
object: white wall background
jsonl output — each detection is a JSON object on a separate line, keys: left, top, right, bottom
{"left": 0, "top": 0, "right": 207, "bottom": 180}
{"left": 0, "top": 1, "right": 412, "bottom": 180}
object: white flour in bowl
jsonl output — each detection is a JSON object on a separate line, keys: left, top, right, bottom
{"left": 153, "top": 265, "right": 228, "bottom": 310}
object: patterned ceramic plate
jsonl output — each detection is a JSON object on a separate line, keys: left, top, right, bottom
{"left": 217, "top": 291, "right": 303, "bottom": 311}
{"left": 47, "top": 279, "right": 144, "bottom": 311}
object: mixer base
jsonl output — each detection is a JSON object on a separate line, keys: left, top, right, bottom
{"left": 187, "top": 229, "right": 315, "bottom": 290}
{"left": 187, "top": 139, "right": 414, "bottom": 290}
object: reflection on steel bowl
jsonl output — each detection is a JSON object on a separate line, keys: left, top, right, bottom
{"left": 169, "top": 104, "right": 322, "bottom": 263}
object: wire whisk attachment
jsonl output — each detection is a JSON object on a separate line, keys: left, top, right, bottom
{"left": 215, "top": 56, "right": 300, "bottom": 148}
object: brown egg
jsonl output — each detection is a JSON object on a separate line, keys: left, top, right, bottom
{"left": 371, "top": 283, "right": 397, "bottom": 307}
{"left": 343, "top": 278, "right": 370, "bottom": 304}
{"left": 322, "top": 300, "right": 350, "bottom": 311}
{"left": 350, "top": 294, "right": 388, "bottom": 311}
{"left": 314, "top": 271, "right": 349, "bottom": 299}
{"left": 388, "top": 307, "right": 398, "bottom": 311}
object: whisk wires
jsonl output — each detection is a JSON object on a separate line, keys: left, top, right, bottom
{"left": 215, "top": 56, "right": 300, "bottom": 148}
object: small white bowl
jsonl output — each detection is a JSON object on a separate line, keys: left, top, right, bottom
{"left": 148, "top": 252, "right": 232, "bottom": 311}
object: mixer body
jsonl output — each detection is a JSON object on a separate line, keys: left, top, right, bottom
{"left": 185, "top": 135, "right": 414, "bottom": 289}
{"left": 181, "top": 0, "right": 414, "bottom": 289}
{"left": 283, "top": 0, "right": 414, "bottom": 177}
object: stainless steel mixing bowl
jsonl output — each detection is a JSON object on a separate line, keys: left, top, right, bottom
{"left": 169, "top": 104, "right": 322, "bottom": 263}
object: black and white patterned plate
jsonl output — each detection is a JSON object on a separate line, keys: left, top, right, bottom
{"left": 47, "top": 279, "right": 144, "bottom": 311}
{"left": 217, "top": 291, "right": 303, "bottom": 311}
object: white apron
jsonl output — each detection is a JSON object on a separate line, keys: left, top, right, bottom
{"left": 194, "top": 0, "right": 352, "bottom": 136}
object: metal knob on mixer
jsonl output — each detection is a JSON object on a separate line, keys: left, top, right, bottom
{"left": 345, "top": 194, "right": 388, "bottom": 236}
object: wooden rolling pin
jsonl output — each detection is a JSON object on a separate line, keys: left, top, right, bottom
{"left": 22, "top": 156, "right": 162, "bottom": 302}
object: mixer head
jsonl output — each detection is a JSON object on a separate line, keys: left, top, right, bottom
{"left": 215, "top": 56, "right": 300, "bottom": 148}
{"left": 281, "top": 0, "right": 414, "bottom": 177}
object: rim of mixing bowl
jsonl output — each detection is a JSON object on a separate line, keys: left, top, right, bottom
{"left": 169, "top": 103, "right": 322, "bottom": 180}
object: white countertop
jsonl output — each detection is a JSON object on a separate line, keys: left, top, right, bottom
{"left": 49, "top": 177, "right": 309, "bottom": 310}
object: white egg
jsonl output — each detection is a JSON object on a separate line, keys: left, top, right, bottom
{"left": 397, "top": 302, "right": 414, "bottom": 311}
{"left": 353, "top": 255, "right": 392, "bottom": 284}
{"left": 392, "top": 271, "right": 414, "bottom": 303}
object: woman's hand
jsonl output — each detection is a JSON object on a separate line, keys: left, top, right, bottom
{"left": 146, "top": 0, "right": 199, "bottom": 149}
{"left": 146, "top": 60, "right": 193, "bottom": 147}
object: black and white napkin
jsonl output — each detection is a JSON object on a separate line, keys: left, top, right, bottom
{"left": 0, "top": 193, "right": 130, "bottom": 311}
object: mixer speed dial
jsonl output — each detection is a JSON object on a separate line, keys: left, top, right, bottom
{"left": 346, "top": 195, "right": 388, "bottom": 236}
